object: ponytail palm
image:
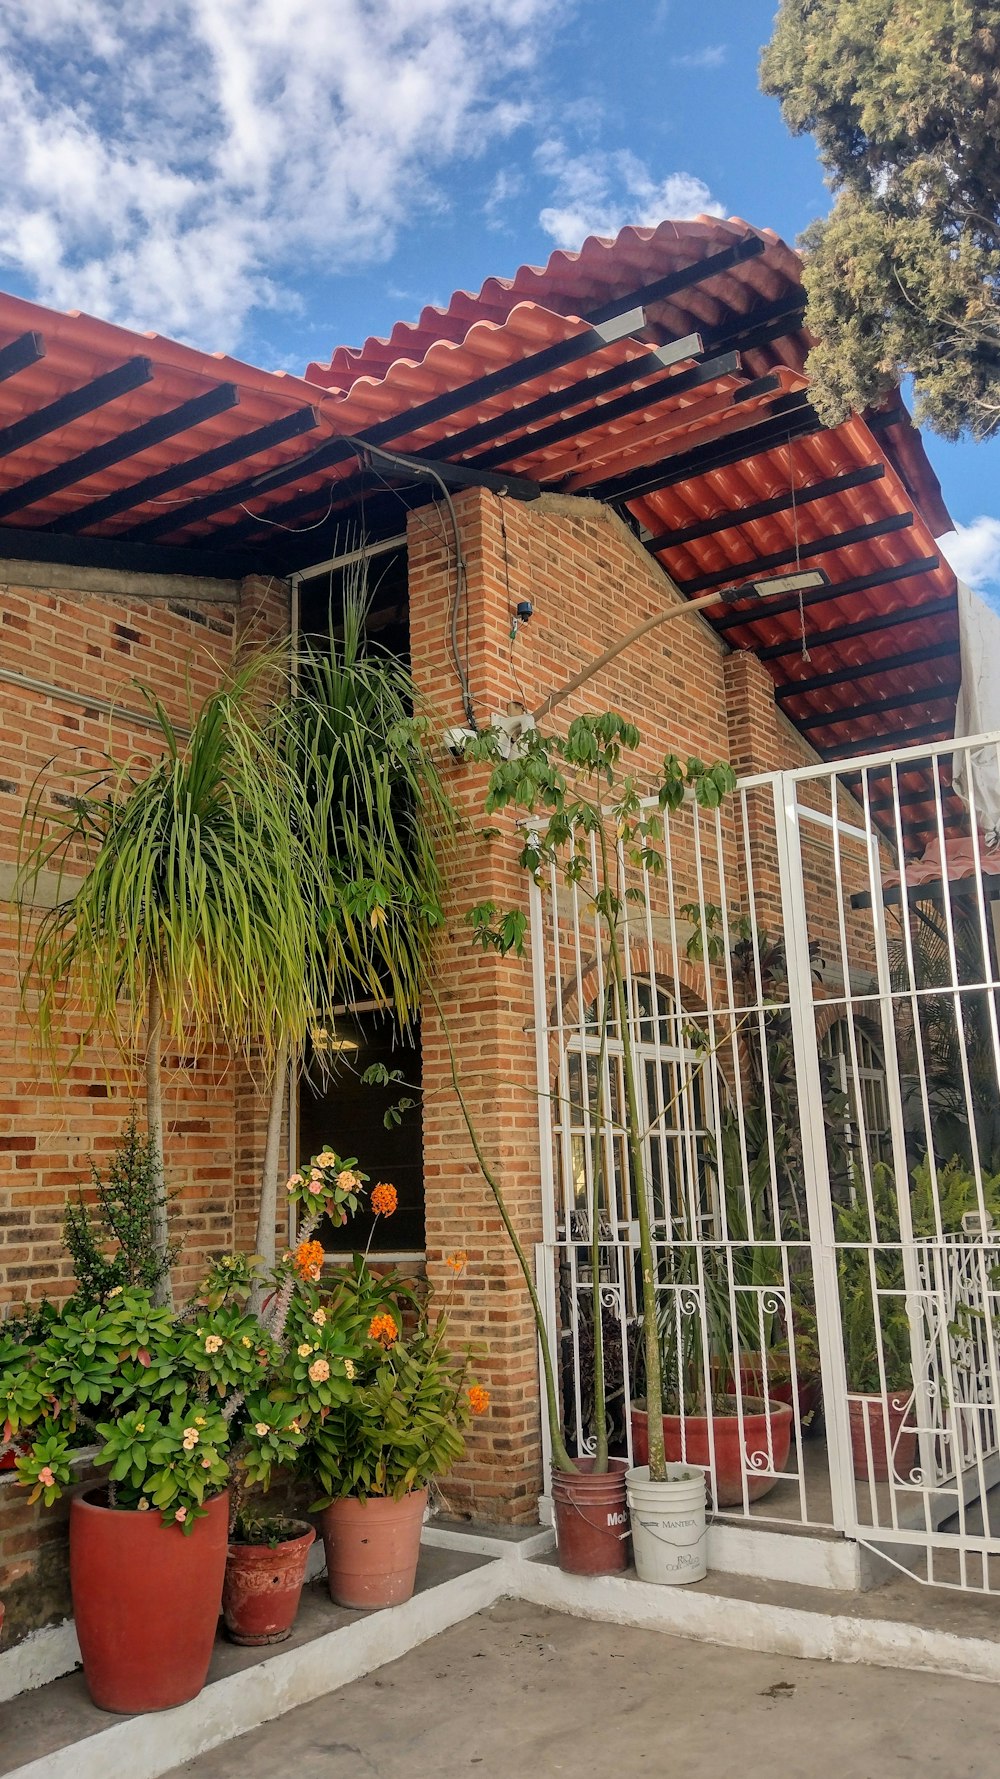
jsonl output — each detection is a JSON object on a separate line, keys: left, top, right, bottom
{"left": 18, "top": 658, "right": 323, "bottom": 1305}
{"left": 250, "top": 581, "right": 453, "bottom": 1273}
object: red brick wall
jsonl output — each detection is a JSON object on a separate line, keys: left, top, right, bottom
{"left": 0, "top": 572, "right": 289, "bottom": 1313}
{"left": 407, "top": 488, "right": 834, "bottom": 1522}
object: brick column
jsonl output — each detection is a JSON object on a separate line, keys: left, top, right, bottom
{"left": 409, "top": 489, "right": 545, "bottom": 1522}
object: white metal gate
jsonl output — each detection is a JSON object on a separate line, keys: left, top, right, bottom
{"left": 529, "top": 729, "right": 1000, "bottom": 1591}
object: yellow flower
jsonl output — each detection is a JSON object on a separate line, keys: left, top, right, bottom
{"left": 297, "top": 1342, "right": 313, "bottom": 1359}
{"left": 308, "top": 1357, "right": 331, "bottom": 1383}
{"left": 336, "top": 1169, "right": 359, "bottom": 1193}
{"left": 311, "top": 1308, "right": 327, "bottom": 1327}
{"left": 317, "top": 1150, "right": 336, "bottom": 1167}
{"left": 204, "top": 1334, "right": 223, "bottom": 1355}
{"left": 194, "top": 1416, "right": 206, "bottom": 1427}
{"left": 241, "top": 1336, "right": 252, "bottom": 1348}
{"left": 136, "top": 1423, "right": 145, "bottom": 1433}
{"left": 344, "top": 1358, "right": 356, "bottom": 1380}
{"left": 254, "top": 1422, "right": 269, "bottom": 1437}
{"left": 182, "top": 1428, "right": 199, "bottom": 1451}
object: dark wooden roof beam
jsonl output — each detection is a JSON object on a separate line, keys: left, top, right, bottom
{"left": 0, "top": 332, "right": 45, "bottom": 385}
{"left": 716, "top": 555, "right": 942, "bottom": 632}
{"left": 676, "top": 511, "right": 913, "bottom": 596}
{"left": 775, "top": 640, "right": 961, "bottom": 702}
{"left": 758, "top": 590, "right": 955, "bottom": 659}
{"left": 643, "top": 464, "right": 885, "bottom": 553}
{"left": 0, "top": 384, "right": 239, "bottom": 524}
{"left": 0, "top": 358, "right": 153, "bottom": 460}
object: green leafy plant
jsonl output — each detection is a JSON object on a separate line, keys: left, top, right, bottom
{"left": 63, "top": 1108, "right": 178, "bottom": 1306}
{"left": 459, "top": 713, "right": 737, "bottom": 1482}
{"left": 299, "top": 1257, "right": 486, "bottom": 1505}
{"left": 17, "top": 652, "right": 324, "bottom": 1307}
{"left": 761, "top": 1, "right": 1000, "bottom": 440}
{"left": 0, "top": 1147, "right": 376, "bottom": 1531}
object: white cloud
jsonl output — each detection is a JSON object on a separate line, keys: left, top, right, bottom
{"left": 0, "top": 0, "right": 561, "bottom": 350}
{"left": 940, "top": 517, "right": 1000, "bottom": 592}
{"left": 536, "top": 140, "right": 724, "bottom": 250}
{"left": 670, "top": 45, "right": 727, "bottom": 69}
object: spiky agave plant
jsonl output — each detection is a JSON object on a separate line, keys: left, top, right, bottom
{"left": 18, "top": 653, "right": 321, "bottom": 1306}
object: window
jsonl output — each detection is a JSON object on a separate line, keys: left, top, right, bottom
{"left": 561, "top": 978, "right": 716, "bottom": 1240}
{"left": 298, "top": 1009, "right": 424, "bottom": 1255}
{"left": 820, "top": 1018, "right": 892, "bottom": 1186}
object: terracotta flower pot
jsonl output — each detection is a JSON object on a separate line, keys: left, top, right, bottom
{"left": 551, "top": 1457, "right": 630, "bottom": 1575}
{"left": 70, "top": 1487, "right": 229, "bottom": 1714}
{"left": 631, "top": 1397, "right": 793, "bottom": 1506}
{"left": 848, "top": 1393, "right": 917, "bottom": 1483}
{"left": 320, "top": 1488, "right": 427, "bottom": 1609}
{"left": 222, "top": 1520, "right": 316, "bottom": 1646}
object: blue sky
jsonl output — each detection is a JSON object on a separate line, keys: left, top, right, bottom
{"left": 0, "top": 0, "right": 996, "bottom": 590}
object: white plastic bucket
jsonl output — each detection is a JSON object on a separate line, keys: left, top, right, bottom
{"left": 625, "top": 1463, "right": 707, "bottom": 1585}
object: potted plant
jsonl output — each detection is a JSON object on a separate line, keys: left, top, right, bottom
{"left": 291, "top": 1178, "right": 488, "bottom": 1610}
{"left": 836, "top": 1164, "right": 917, "bottom": 1484}
{"left": 221, "top": 1510, "right": 316, "bottom": 1647}
{"left": 0, "top": 1156, "right": 364, "bottom": 1710}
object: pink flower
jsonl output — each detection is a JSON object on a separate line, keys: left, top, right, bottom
{"left": 309, "top": 1179, "right": 323, "bottom": 1194}
{"left": 174, "top": 1507, "right": 187, "bottom": 1523}
{"left": 37, "top": 1465, "right": 55, "bottom": 1487}
{"left": 201, "top": 1456, "right": 212, "bottom": 1469}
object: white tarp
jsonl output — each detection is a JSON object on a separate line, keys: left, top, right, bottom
{"left": 952, "top": 578, "right": 1000, "bottom": 847}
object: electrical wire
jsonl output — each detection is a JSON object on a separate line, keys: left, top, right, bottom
{"left": 341, "top": 435, "right": 476, "bottom": 729}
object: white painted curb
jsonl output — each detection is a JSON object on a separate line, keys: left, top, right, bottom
{"left": 7, "top": 1558, "right": 513, "bottom": 1779}
{"left": 514, "top": 1562, "right": 1000, "bottom": 1687}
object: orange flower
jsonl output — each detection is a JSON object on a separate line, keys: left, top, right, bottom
{"left": 445, "top": 1251, "right": 467, "bottom": 1274}
{"left": 467, "top": 1385, "right": 490, "bottom": 1416}
{"left": 294, "top": 1239, "right": 324, "bottom": 1282}
{"left": 370, "top": 1181, "right": 398, "bottom": 1218}
{"left": 368, "top": 1312, "right": 398, "bottom": 1346}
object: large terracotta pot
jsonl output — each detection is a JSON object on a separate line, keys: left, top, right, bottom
{"left": 848, "top": 1393, "right": 917, "bottom": 1483}
{"left": 70, "top": 1487, "right": 229, "bottom": 1713}
{"left": 551, "top": 1457, "right": 630, "bottom": 1576}
{"left": 222, "top": 1520, "right": 316, "bottom": 1646}
{"left": 320, "top": 1488, "right": 426, "bottom": 1609}
{"left": 631, "top": 1397, "right": 793, "bottom": 1506}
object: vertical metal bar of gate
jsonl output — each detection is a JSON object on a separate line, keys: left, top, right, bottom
{"left": 772, "top": 773, "right": 855, "bottom": 1533}
{"left": 529, "top": 863, "right": 558, "bottom": 1509}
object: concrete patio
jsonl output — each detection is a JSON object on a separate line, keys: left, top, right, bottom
{"left": 164, "top": 1598, "right": 998, "bottom": 1779}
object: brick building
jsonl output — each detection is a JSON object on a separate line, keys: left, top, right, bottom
{"left": 0, "top": 217, "right": 961, "bottom": 1641}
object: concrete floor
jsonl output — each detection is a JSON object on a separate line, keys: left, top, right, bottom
{"left": 166, "top": 1600, "right": 998, "bottom": 1779}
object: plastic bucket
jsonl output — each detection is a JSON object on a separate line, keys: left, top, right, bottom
{"left": 625, "top": 1463, "right": 707, "bottom": 1586}
{"left": 551, "top": 1457, "right": 630, "bottom": 1575}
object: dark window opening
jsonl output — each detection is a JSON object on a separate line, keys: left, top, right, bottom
{"left": 297, "top": 544, "right": 409, "bottom": 662}
{"left": 298, "top": 1014, "right": 424, "bottom": 1256}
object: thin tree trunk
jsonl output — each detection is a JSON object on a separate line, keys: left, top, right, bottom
{"left": 145, "top": 968, "right": 172, "bottom": 1309}
{"left": 251, "top": 1037, "right": 289, "bottom": 1313}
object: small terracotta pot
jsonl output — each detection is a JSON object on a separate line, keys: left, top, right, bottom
{"left": 631, "top": 1397, "right": 793, "bottom": 1506}
{"left": 848, "top": 1393, "right": 917, "bottom": 1483}
{"left": 222, "top": 1521, "right": 316, "bottom": 1646}
{"left": 70, "top": 1487, "right": 229, "bottom": 1714}
{"left": 320, "top": 1488, "right": 427, "bottom": 1609}
{"left": 551, "top": 1457, "right": 630, "bottom": 1575}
